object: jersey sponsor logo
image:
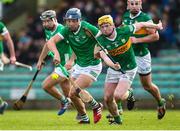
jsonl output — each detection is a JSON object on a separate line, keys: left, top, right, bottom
{"left": 105, "top": 45, "right": 110, "bottom": 49}
{"left": 69, "top": 35, "right": 87, "bottom": 42}
{"left": 128, "top": 25, "right": 134, "bottom": 32}
{"left": 108, "top": 38, "right": 131, "bottom": 56}
{"left": 108, "top": 41, "right": 119, "bottom": 48}
{"left": 121, "top": 38, "right": 126, "bottom": 43}
{"left": 75, "top": 37, "right": 80, "bottom": 42}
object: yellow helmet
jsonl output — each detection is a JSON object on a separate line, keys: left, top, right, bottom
{"left": 98, "top": 15, "right": 114, "bottom": 26}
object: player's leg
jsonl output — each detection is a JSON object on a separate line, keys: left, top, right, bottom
{"left": 60, "top": 79, "right": 71, "bottom": 97}
{"left": 74, "top": 74, "right": 103, "bottom": 123}
{"left": 109, "top": 68, "right": 137, "bottom": 110}
{"left": 117, "top": 101, "right": 123, "bottom": 114}
{"left": 70, "top": 74, "right": 102, "bottom": 124}
{"left": 114, "top": 80, "right": 133, "bottom": 102}
{"left": 136, "top": 53, "right": 166, "bottom": 119}
{"left": 42, "top": 68, "right": 71, "bottom": 115}
{"left": 69, "top": 77, "right": 90, "bottom": 124}
{"left": 58, "top": 79, "right": 72, "bottom": 115}
{"left": 140, "top": 74, "right": 166, "bottom": 119}
{"left": 0, "top": 44, "right": 4, "bottom": 71}
{"left": 69, "top": 65, "right": 90, "bottom": 123}
{"left": 0, "top": 97, "right": 8, "bottom": 114}
{"left": 70, "top": 63, "right": 102, "bottom": 123}
{"left": 104, "top": 83, "right": 122, "bottom": 124}
{"left": 42, "top": 73, "right": 66, "bottom": 100}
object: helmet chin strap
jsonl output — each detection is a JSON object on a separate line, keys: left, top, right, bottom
{"left": 105, "top": 27, "right": 115, "bottom": 37}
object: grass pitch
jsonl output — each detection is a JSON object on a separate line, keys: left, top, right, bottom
{"left": 0, "top": 110, "right": 179, "bottom": 130}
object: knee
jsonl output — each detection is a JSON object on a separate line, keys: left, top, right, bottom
{"left": 114, "top": 92, "right": 125, "bottom": 101}
{"left": 42, "top": 82, "right": 48, "bottom": 91}
{"left": 69, "top": 89, "right": 77, "bottom": 100}
{"left": 104, "top": 95, "right": 113, "bottom": 104}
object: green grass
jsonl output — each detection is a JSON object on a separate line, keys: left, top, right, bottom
{"left": 0, "top": 110, "right": 179, "bottom": 130}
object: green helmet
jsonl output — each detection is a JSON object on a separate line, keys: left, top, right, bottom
{"left": 40, "top": 10, "right": 56, "bottom": 20}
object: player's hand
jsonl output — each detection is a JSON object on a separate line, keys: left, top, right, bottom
{"left": 94, "top": 52, "right": 101, "bottom": 59}
{"left": 53, "top": 53, "right": 60, "bottom": 66}
{"left": 130, "top": 37, "right": 138, "bottom": 44}
{"left": 36, "top": 60, "right": 44, "bottom": 70}
{"left": 113, "top": 62, "right": 121, "bottom": 70}
{"left": 10, "top": 56, "right": 16, "bottom": 64}
{"left": 104, "top": 49, "right": 108, "bottom": 54}
{"left": 157, "top": 20, "right": 163, "bottom": 30}
{"left": 65, "top": 60, "right": 73, "bottom": 70}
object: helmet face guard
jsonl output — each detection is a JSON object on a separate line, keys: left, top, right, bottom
{"left": 64, "top": 8, "right": 81, "bottom": 20}
{"left": 40, "top": 10, "right": 56, "bottom": 20}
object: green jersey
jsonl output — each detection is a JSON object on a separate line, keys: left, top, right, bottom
{"left": 0, "top": 21, "right": 8, "bottom": 54}
{"left": 97, "top": 25, "right": 137, "bottom": 71}
{"left": 57, "top": 21, "right": 101, "bottom": 67}
{"left": 45, "top": 23, "right": 72, "bottom": 66}
{"left": 122, "top": 11, "right": 152, "bottom": 56}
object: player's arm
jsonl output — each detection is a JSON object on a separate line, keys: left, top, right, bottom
{"left": 46, "top": 34, "right": 63, "bottom": 65}
{"left": 99, "top": 50, "right": 120, "bottom": 70}
{"left": 3, "top": 31, "right": 16, "bottom": 64}
{"left": 133, "top": 20, "right": 163, "bottom": 32}
{"left": 131, "top": 20, "right": 159, "bottom": 44}
{"left": 36, "top": 44, "right": 49, "bottom": 70}
{"left": 131, "top": 31, "right": 159, "bottom": 44}
{"left": 65, "top": 51, "right": 76, "bottom": 70}
{"left": 94, "top": 44, "right": 101, "bottom": 59}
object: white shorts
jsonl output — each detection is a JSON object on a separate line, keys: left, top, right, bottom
{"left": 71, "top": 63, "right": 102, "bottom": 81}
{"left": 136, "top": 52, "right": 151, "bottom": 75}
{"left": 54, "top": 67, "right": 68, "bottom": 78}
{"left": 105, "top": 67, "right": 137, "bottom": 85}
{"left": 0, "top": 59, "right": 4, "bottom": 71}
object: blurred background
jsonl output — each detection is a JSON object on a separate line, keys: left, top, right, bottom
{"left": 0, "top": 0, "right": 180, "bottom": 109}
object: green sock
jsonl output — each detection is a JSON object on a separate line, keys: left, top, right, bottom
{"left": 60, "top": 96, "right": 68, "bottom": 104}
{"left": 128, "top": 90, "right": 132, "bottom": 99}
{"left": 114, "top": 115, "right": 122, "bottom": 124}
{"left": 81, "top": 114, "right": 89, "bottom": 121}
{"left": 117, "top": 101, "right": 122, "bottom": 110}
{"left": 89, "top": 98, "right": 98, "bottom": 109}
{"left": 158, "top": 98, "right": 164, "bottom": 106}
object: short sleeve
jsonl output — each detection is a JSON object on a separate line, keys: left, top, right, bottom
{"left": 83, "top": 21, "right": 99, "bottom": 36}
{"left": 120, "top": 25, "right": 135, "bottom": 35}
{"left": 0, "top": 22, "right": 8, "bottom": 35}
{"left": 57, "top": 26, "right": 66, "bottom": 40}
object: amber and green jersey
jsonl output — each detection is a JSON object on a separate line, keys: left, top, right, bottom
{"left": 97, "top": 25, "right": 137, "bottom": 71}
{"left": 122, "top": 11, "right": 152, "bottom": 56}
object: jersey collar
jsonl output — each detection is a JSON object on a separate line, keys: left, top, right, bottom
{"left": 130, "top": 11, "right": 142, "bottom": 19}
{"left": 51, "top": 23, "right": 58, "bottom": 34}
{"left": 106, "top": 29, "right": 117, "bottom": 41}
{"left": 73, "top": 22, "right": 81, "bottom": 35}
